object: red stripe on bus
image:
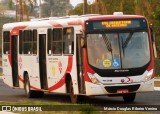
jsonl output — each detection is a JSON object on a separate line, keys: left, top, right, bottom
{"left": 30, "top": 85, "right": 41, "bottom": 91}
{"left": 49, "top": 22, "right": 63, "bottom": 27}
{"left": 68, "top": 20, "right": 83, "bottom": 26}
{"left": 11, "top": 26, "right": 27, "bottom": 36}
{"left": 9, "top": 26, "right": 27, "bottom": 67}
{"left": 8, "top": 55, "right": 12, "bottom": 67}
{"left": 18, "top": 76, "right": 24, "bottom": 83}
{"left": 18, "top": 76, "right": 41, "bottom": 91}
{"left": 48, "top": 56, "right": 73, "bottom": 91}
{"left": 18, "top": 56, "right": 73, "bottom": 92}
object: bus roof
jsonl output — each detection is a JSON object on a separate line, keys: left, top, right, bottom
{"left": 3, "top": 14, "right": 146, "bottom": 30}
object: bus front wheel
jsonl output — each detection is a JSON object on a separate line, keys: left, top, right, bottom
{"left": 24, "top": 75, "right": 35, "bottom": 98}
{"left": 69, "top": 80, "right": 79, "bottom": 103}
{"left": 123, "top": 93, "right": 136, "bottom": 102}
{"left": 24, "top": 75, "right": 44, "bottom": 98}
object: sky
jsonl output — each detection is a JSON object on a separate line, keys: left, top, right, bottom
{"left": 70, "top": 0, "right": 83, "bottom": 7}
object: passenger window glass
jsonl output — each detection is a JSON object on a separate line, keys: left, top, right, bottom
{"left": 52, "top": 28, "right": 62, "bottom": 55}
{"left": 33, "top": 30, "right": 37, "bottom": 55}
{"left": 3, "top": 31, "right": 10, "bottom": 54}
{"left": 19, "top": 30, "right": 23, "bottom": 54}
{"left": 23, "top": 30, "right": 33, "bottom": 54}
{"left": 63, "top": 27, "right": 74, "bottom": 54}
{"left": 47, "top": 29, "right": 52, "bottom": 54}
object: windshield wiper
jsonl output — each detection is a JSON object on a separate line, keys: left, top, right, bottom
{"left": 102, "top": 34, "right": 112, "bottom": 52}
{"left": 122, "top": 32, "right": 133, "bottom": 48}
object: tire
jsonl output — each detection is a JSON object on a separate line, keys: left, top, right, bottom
{"left": 69, "top": 80, "right": 79, "bottom": 103}
{"left": 24, "top": 74, "right": 44, "bottom": 98}
{"left": 123, "top": 93, "right": 136, "bottom": 103}
{"left": 24, "top": 75, "right": 35, "bottom": 98}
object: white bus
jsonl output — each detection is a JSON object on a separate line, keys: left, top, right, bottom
{"left": 2, "top": 13, "right": 155, "bottom": 103}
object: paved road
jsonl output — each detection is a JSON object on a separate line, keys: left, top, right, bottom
{"left": 0, "top": 78, "right": 160, "bottom": 106}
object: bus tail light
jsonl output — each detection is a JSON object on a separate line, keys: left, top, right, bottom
{"left": 87, "top": 72, "right": 100, "bottom": 84}
{"left": 144, "top": 69, "right": 154, "bottom": 81}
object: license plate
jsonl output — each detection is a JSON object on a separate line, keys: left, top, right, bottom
{"left": 117, "top": 89, "right": 129, "bottom": 94}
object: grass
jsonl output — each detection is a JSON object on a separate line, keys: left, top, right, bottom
{"left": 154, "top": 77, "right": 160, "bottom": 87}
{"left": 0, "top": 100, "right": 152, "bottom": 114}
{"left": 0, "top": 100, "right": 98, "bottom": 114}
{"left": 154, "top": 81, "right": 160, "bottom": 87}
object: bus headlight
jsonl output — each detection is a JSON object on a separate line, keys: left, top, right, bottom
{"left": 87, "top": 72, "right": 100, "bottom": 84}
{"left": 144, "top": 69, "right": 153, "bottom": 81}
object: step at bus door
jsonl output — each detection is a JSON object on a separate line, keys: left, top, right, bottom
{"left": 11, "top": 35, "right": 19, "bottom": 87}
{"left": 39, "top": 34, "right": 48, "bottom": 90}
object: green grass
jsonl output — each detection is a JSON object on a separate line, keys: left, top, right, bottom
{"left": 0, "top": 100, "right": 151, "bottom": 114}
{"left": 154, "top": 81, "right": 160, "bottom": 87}
{"left": 0, "top": 100, "right": 98, "bottom": 114}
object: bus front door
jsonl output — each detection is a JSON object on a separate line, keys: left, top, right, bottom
{"left": 11, "top": 35, "right": 19, "bottom": 87}
{"left": 39, "top": 34, "right": 48, "bottom": 90}
{"left": 76, "top": 34, "right": 86, "bottom": 94}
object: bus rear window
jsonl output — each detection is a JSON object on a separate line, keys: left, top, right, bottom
{"left": 3, "top": 31, "right": 10, "bottom": 54}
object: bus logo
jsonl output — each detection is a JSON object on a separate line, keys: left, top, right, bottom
{"left": 19, "top": 57, "right": 22, "bottom": 69}
{"left": 58, "top": 61, "right": 62, "bottom": 74}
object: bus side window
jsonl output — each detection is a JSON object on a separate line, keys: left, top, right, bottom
{"left": 23, "top": 30, "right": 33, "bottom": 55}
{"left": 3, "top": 31, "right": 10, "bottom": 54}
{"left": 33, "top": 29, "right": 37, "bottom": 55}
{"left": 63, "top": 27, "right": 74, "bottom": 55}
{"left": 52, "top": 28, "right": 62, "bottom": 55}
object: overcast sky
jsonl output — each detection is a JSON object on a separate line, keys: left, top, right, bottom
{"left": 70, "top": 0, "right": 83, "bottom": 7}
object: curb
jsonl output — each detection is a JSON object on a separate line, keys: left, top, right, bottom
{"left": 154, "top": 87, "right": 160, "bottom": 91}
{"left": 154, "top": 79, "right": 160, "bottom": 81}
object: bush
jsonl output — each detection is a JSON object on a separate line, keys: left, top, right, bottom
{"left": 155, "top": 58, "right": 160, "bottom": 77}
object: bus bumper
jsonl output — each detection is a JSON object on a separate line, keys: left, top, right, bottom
{"left": 84, "top": 79, "right": 154, "bottom": 96}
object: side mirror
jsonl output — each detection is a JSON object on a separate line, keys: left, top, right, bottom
{"left": 81, "top": 37, "right": 86, "bottom": 48}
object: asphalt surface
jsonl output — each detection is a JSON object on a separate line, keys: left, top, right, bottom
{"left": 0, "top": 78, "right": 160, "bottom": 105}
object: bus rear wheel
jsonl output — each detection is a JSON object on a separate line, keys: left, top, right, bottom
{"left": 123, "top": 93, "right": 136, "bottom": 102}
{"left": 24, "top": 75, "right": 44, "bottom": 98}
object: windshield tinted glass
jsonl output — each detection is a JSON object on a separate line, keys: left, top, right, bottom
{"left": 87, "top": 32, "right": 150, "bottom": 69}
{"left": 120, "top": 32, "right": 150, "bottom": 68}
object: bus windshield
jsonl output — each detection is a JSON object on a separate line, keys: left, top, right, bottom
{"left": 87, "top": 32, "right": 150, "bottom": 69}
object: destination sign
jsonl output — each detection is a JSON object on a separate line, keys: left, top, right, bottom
{"left": 101, "top": 20, "right": 132, "bottom": 28}
{"left": 85, "top": 19, "right": 147, "bottom": 31}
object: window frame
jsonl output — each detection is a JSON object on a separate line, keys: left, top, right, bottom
{"left": 3, "top": 31, "right": 10, "bottom": 55}
{"left": 33, "top": 29, "right": 37, "bottom": 55}
{"left": 63, "top": 27, "right": 74, "bottom": 55}
{"left": 23, "top": 30, "right": 33, "bottom": 55}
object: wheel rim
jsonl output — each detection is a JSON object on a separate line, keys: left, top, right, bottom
{"left": 25, "top": 80, "right": 30, "bottom": 95}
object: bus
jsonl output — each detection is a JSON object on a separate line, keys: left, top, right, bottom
{"left": 2, "top": 12, "right": 155, "bottom": 103}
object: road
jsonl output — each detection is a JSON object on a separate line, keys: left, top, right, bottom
{"left": 0, "top": 78, "right": 160, "bottom": 106}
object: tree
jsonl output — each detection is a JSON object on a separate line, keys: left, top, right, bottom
{"left": 41, "top": 0, "right": 73, "bottom": 17}
{"left": 8, "top": 0, "right": 14, "bottom": 10}
{"left": 0, "top": 5, "right": 8, "bottom": 16}
{"left": 69, "top": 3, "right": 83, "bottom": 15}
{"left": 15, "top": 0, "right": 38, "bottom": 21}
